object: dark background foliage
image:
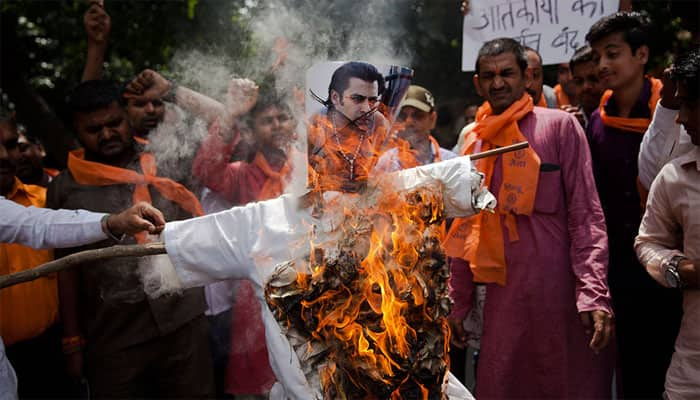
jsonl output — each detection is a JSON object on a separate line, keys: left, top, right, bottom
{"left": 1, "top": 0, "right": 697, "bottom": 165}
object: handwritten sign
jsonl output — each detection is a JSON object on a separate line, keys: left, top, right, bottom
{"left": 462, "top": 0, "right": 619, "bottom": 71}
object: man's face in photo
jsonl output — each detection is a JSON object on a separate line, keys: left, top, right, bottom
{"left": 331, "top": 77, "right": 379, "bottom": 131}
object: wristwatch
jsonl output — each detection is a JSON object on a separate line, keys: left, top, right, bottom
{"left": 662, "top": 255, "right": 687, "bottom": 289}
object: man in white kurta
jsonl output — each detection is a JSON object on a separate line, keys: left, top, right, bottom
{"left": 162, "top": 156, "right": 492, "bottom": 399}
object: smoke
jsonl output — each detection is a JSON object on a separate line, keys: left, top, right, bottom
{"left": 141, "top": 0, "right": 418, "bottom": 296}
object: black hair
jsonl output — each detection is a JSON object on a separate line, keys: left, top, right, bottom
{"left": 671, "top": 47, "right": 700, "bottom": 101}
{"left": 585, "top": 11, "right": 652, "bottom": 54}
{"left": 475, "top": 38, "right": 529, "bottom": 75}
{"left": 68, "top": 80, "right": 124, "bottom": 116}
{"left": 325, "top": 61, "right": 385, "bottom": 107}
{"left": 523, "top": 46, "right": 542, "bottom": 66}
{"left": 569, "top": 45, "right": 594, "bottom": 71}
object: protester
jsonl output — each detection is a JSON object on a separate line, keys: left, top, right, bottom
{"left": 376, "top": 85, "right": 457, "bottom": 171}
{"left": 634, "top": 47, "right": 700, "bottom": 400}
{"left": 15, "top": 133, "right": 58, "bottom": 187}
{"left": 1, "top": 110, "right": 69, "bottom": 398}
{"left": 565, "top": 45, "right": 605, "bottom": 130}
{"left": 523, "top": 47, "right": 557, "bottom": 108}
{"left": 445, "top": 38, "right": 614, "bottom": 399}
{"left": 46, "top": 80, "right": 214, "bottom": 398}
{"left": 638, "top": 66, "right": 694, "bottom": 190}
{"left": 463, "top": 104, "right": 477, "bottom": 126}
{"left": 1, "top": 111, "right": 165, "bottom": 399}
{"left": 586, "top": 11, "right": 682, "bottom": 398}
{"left": 192, "top": 80, "right": 298, "bottom": 398}
{"left": 553, "top": 62, "right": 577, "bottom": 108}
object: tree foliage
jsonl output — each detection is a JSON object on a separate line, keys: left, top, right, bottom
{"left": 0, "top": 0, "right": 697, "bottom": 159}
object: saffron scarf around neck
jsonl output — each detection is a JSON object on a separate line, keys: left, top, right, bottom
{"left": 252, "top": 151, "right": 293, "bottom": 201}
{"left": 554, "top": 84, "right": 572, "bottom": 107}
{"left": 68, "top": 149, "right": 204, "bottom": 242}
{"left": 397, "top": 134, "right": 443, "bottom": 169}
{"left": 598, "top": 77, "right": 663, "bottom": 133}
{"left": 445, "top": 94, "right": 540, "bottom": 285}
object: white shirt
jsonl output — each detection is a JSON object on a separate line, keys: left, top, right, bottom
{"left": 638, "top": 101, "right": 694, "bottom": 189}
{"left": 200, "top": 188, "right": 237, "bottom": 316}
{"left": 635, "top": 147, "right": 700, "bottom": 399}
{"left": 0, "top": 197, "right": 109, "bottom": 400}
{"left": 0, "top": 196, "right": 107, "bottom": 249}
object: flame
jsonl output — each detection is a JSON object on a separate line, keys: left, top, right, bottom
{"left": 266, "top": 106, "right": 451, "bottom": 398}
{"left": 295, "top": 188, "right": 449, "bottom": 398}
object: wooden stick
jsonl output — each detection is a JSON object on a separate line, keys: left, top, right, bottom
{"left": 0, "top": 242, "right": 166, "bottom": 290}
{"left": 469, "top": 141, "right": 529, "bottom": 160}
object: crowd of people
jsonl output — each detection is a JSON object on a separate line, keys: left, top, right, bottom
{"left": 1, "top": 2, "right": 699, "bottom": 400}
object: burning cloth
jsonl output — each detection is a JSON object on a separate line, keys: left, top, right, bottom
{"left": 162, "top": 156, "right": 495, "bottom": 399}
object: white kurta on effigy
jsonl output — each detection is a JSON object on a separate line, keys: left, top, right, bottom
{"left": 161, "top": 155, "right": 495, "bottom": 399}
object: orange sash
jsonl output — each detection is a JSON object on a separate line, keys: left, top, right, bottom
{"left": 67, "top": 149, "right": 203, "bottom": 242}
{"left": 554, "top": 84, "right": 571, "bottom": 107}
{"left": 535, "top": 94, "right": 547, "bottom": 107}
{"left": 445, "top": 94, "right": 540, "bottom": 285}
{"left": 598, "top": 77, "right": 663, "bottom": 133}
{"left": 252, "top": 152, "right": 293, "bottom": 201}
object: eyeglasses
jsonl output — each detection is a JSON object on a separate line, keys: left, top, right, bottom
{"left": 345, "top": 94, "right": 380, "bottom": 106}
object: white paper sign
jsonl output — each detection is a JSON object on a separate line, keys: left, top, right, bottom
{"left": 462, "top": 0, "right": 620, "bottom": 71}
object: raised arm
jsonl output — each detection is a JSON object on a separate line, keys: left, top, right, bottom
{"left": 123, "top": 69, "right": 226, "bottom": 123}
{"left": 81, "top": 0, "right": 110, "bottom": 82}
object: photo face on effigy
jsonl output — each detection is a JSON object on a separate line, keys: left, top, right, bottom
{"left": 331, "top": 77, "right": 379, "bottom": 131}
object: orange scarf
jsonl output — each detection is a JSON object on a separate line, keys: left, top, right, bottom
{"left": 397, "top": 135, "right": 443, "bottom": 169}
{"left": 554, "top": 84, "right": 571, "bottom": 107}
{"left": 252, "top": 152, "right": 293, "bottom": 201}
{"left": 535, "top": 94, "right": 547, "bottom": 107}
{"left": 445, "top": 94, "right": 540, "bottom": 285}
{"left": 67, "top": 149, "right": 204, "bottom": 242}
{"left": 598, "top": 77, "right": 663, "bottom": 133}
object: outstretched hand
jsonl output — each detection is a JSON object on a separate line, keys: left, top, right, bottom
{"left": 580, "top": 310, "right": 614, "bottom": 354}
{"left": 106, "top": 202, "right": 166, "bottom": 237}
{"left": 124, "top": 69, "right": 171, "bottom": 100}
{"left": 84, "top": 0, "right": 110, "bottom": 45}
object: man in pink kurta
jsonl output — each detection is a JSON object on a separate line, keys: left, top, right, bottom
{"left": 447, "top": 38, "right": 615, "bottom": 398}
{"left": 192, "top": 94, "right": 297, "bottom": 397}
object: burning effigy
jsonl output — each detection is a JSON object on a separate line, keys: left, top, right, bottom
{"left": 265, "top": 182, "right": 453, "bottom": 399}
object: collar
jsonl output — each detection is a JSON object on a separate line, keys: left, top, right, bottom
{"left": 677, "top": 146, "right": 700, "bottom": 172}
{"left": 604, "top": 78, "right": 652, "bottom": 118}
